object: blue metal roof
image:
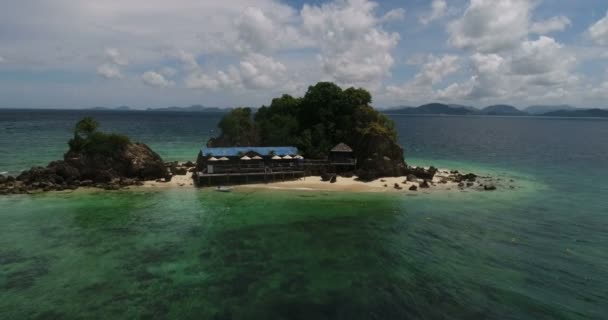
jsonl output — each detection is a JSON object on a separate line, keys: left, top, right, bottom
{"left": 201, "top": 146, "right": 299, "bottom": 157}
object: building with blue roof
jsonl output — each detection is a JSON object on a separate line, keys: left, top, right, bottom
{"left": 201, "top": 146, "right": 299, "bottom": 157}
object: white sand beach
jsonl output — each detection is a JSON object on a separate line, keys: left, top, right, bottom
{"left": 237, "top": 171, "right": 462, "bottom": 193}
{"left": 137, "top": 168, "right": 504, "bottom": 193}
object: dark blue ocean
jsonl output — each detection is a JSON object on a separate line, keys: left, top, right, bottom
{"left": 1, "top": 109, "right": 607, "bottom": 319}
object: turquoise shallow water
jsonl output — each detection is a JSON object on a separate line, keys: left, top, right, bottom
{"left": 1, "top": 110, "right": 607, "bottom": 319}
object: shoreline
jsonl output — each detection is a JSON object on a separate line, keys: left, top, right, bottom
{"left": 2, "top": 163, "right": 513, "bottom": 195}
{"left": 137, "top": 168, "right": 509, "bottom": 194}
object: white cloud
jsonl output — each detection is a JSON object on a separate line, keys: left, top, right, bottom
{"left": 448, "top": 0, "right": 531, "bottom": 53}
{"left": 301, "top": 0, "right": 401, "bottom": 88}
{"left": 437, "top": 36, "right": 579, "bottom": 103}
{"left": 142, "top": 71, "right": 173, "bottom": 87}
{"left": 159, "top": 67, "right": 177, "bottom": 78}
{"left": 233, "top": 6, "right": 307, "bottom": 54}
{"left": 386, "top": 54, "right": 460, "bottom": 100}
{"left": 381, "top": 8, "right": 406, "bottom": 23}
{"left": 174, "top": 50, "right": 199, "bottom": 71}
{"left": 96, "top": 64, "right": 123, "bottom": 79}
{"left": 420, "top": 0, "right": 447, "bottom": 25}
{"left": 239, "top": 53, "right": 287, "bottom": 89}
{"left": 95, "top": 48, "right": 127, "bottom": 79}
{"left": 589, "top": 11, "right": 608, "bottom": 45}
{"left": 530, "top": 16, "right": 571, "bottom": 34}
{"left": 185, "top": 73, "right": 221, "bottom": 91}
{"left": 105, "top": 48, "right": 128, "bottom": 66}
{"left": 510, "top": 36, "right": 575, "bottom": 76}
{"left": 186, "top": 53, "right": 287, "bottom": 91}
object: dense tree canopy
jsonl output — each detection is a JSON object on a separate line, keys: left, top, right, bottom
{"left": 69, "top": 117, "right": 131, "bottom": 155}
{"left": 209, "top": 82, "right": 403, "bottom": 163}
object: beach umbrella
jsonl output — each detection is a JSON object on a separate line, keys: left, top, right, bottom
{"left": 282, "top": 155, "right": 293, "bottom": 160}
{"left": 251, "top": 155, "right": 263, "bottom": 160}
{"left": 272, "top": 155, "right": 282, "bottom": 160}
{"left": 208, "top": 157, "right": 219, "bottom": 162}
{"left": 219, "top": 157, "right": 229, "bottom": 161}
{"left": 240, "top": 155, "right": 251, "bottom": 161}
{"left": 294, "top": 155, "right": 304, "bottom": 159}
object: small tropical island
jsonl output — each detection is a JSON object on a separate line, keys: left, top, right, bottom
{"left": 0, "top": 82, "right": 509, "bottom": 195}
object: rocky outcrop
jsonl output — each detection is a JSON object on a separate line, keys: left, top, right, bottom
{"left": 354, "top": 129, "right": 408, "bottom": 181}
{"left": 404, "top": 166, "right": 438, "bottom": 180}
{"left": 1, "top": 142, "right": 182, "bottom": 195}
{"left": 419, "top": 180, "right": 431, "bottom": 189}
{"left": 455, "top": 173, "right": 477, "bottom": 182}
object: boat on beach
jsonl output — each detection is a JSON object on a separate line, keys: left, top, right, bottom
{"left": 215, "top": 186, "right": 233, "bottom": 192}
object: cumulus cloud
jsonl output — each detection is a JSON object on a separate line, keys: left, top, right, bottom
{"left": 174, "top": 50, "right": 199, "bottom": 71}
{"left": 142, "top": 71, "right": 173, "bottom": 87}
{"left": 301, "top": 0, "right": 401, "bottom": 87}
{"left": 386, "top": 55, "right": 460, "bottom": 100}
{"left": 530, "top": 16, "right": 571, "bottom": 34}
{"left": 420, "top": 0, "right": 447, "bottom": 25}
{"left": 96, "top": 64, "right": 123, "bottom": 79}
{"left": 427, "top": 0, "right": 584, "bottom": 105}
{"left": 96, "top": 48, "right": 127, "bottom": 79}
{"left": 233, "top": 6, "right": 307, "bottom": 54}
{"left": 2, "top": 0, "right": 607, "bottom": 108}
{"left": 510, "top": 36, "right": 575, "bottom": 76}
{"left": 105, "top": 48, "right": 128, "bottom": 66}
{"left": 381, "top": 8, "right": 406, "bottom": 23}
{"left": 186, "top": 53, "right": 287, "bottom": 91}
{"left": 159, "top": 67, "right": 177, "bottom": 78}
{"left": 589, "top": 11, "right": 608, "bottom": 45}
{"left": 448, "top": 0, "right": 531, "bottom": 53}
{"left": 438, "top": 36, "right": 578, "bottom": 102}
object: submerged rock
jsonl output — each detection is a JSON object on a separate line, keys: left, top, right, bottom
{"left": 404, "top": 166, "right": 438, "bottom": 180}
{"left": 172, "top": 167, "right": 188, "bottom": 175}
{"left": 455, "top": 173, "right": 477, "bottom": 182}
{"left": 484, "top": 184, "right": 497, "bottom": 191}
{"left": 409, "top": 185, "right": 418, "bottom": 191}
{"left": 419, "top": 180, "right": 430, "bottom": 189}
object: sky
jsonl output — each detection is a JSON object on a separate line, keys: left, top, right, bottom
{"left": 1, "top": 0, "right": 608, "bottom": 109}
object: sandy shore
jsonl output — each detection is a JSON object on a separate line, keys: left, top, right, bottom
{"left": 237, "top": 170, "right": 463, "bottom": 193}
{"left": 141, "top": 172, "right": 196, "bottom": 188}
{"left": 136, "top": 168, "right": 506, "bottom": 193}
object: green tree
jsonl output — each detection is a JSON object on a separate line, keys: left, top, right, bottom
{"left": 68, "top": 117, "right": 130, "bottom": 155}
{"left": 74, "top": 116, "right": 99, "bottom": 139}
{"left": 213, "top": 107, "right": 258, "bottom": 146}
{"left": 209, "top": 81, "right": 402, "bottom": 162}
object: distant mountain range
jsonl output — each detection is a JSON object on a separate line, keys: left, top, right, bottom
{"left": 384, "top": 103, "right": 608, "bottom": 117}
{"left": 523, "top": 105, "right": 576, "bottom": 115}
{"left": 146, "top": 105, "right": 227, "bottom": 112}
{"left": 88, "top": 105, "right": 229, "bottom": 112}
{"left": 90, "top": 106, "right": 131, "bottom": 111}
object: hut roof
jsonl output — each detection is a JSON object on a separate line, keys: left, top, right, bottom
{"left": 331, "top": 143, "right": 353, "bottom": 153}
{"left": 202, "top": 146, "right": 298, "bottom": 157}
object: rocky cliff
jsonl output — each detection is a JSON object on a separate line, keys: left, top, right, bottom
{"left": 1, "top": 118, "right": 171, "bottom": 195}
{"left": 0, "top": 142, "right": 169, "bottom": 195}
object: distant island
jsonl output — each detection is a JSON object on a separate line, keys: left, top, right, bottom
{"left": 1, "top": 83, "right": 517, "bottom": 195}
{"left": 7, "top": 103, "right": 603, "bottom": 118}
{"left": 85, "top": 105, "right": 228, "bottom": 112}
{"left": 193, "top": 82, "right": 507, "bottom": 192}
{"left": 146, "top": 105, "right": 228, "bottom": 113}
{"left": 384, "top": 103, "right": 608, "bottom": 117}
